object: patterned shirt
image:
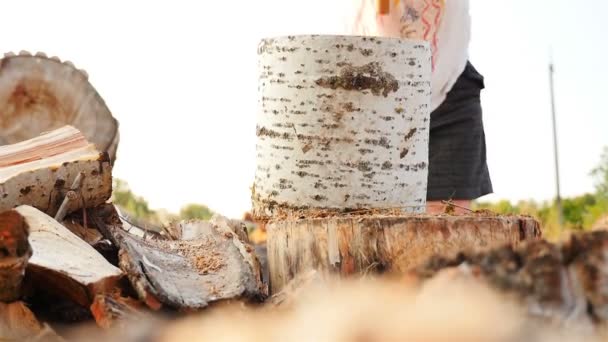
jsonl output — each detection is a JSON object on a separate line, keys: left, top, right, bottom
{"left": 347, "top": 0, "right": 471, "bottom": 111}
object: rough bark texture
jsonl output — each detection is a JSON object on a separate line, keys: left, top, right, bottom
{"left": 0, "top": 125, "right": 112, "bottom": 217}
{"left": 267, "top": 214, "right": 541, "bottom": 293}
{"left": 15, "top": 205, "right": 123, "bottom": 307}
{"left": 90, "top": 205, "right": 267, "bottom": 310}
{"left": 117, "top": 229, "right": 266, "bottom": 310}
{"left": 0, "top": 51, "right": 120, "bottom": 163}
{"left": 0, "top": 209, "right": 32, "bottom": 302}
{"left": 254, "top": 35, "right": 432, "bottom": 218}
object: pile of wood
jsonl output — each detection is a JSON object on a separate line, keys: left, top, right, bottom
{"left": 3, "top": 127, "right": 608, "bottom": 340}
{"left": 0, "top": 127, "right": 267, "bottom": 340}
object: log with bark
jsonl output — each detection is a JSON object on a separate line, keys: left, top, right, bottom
{"left": 90, "top": 205, "right": 267, "bottom": 311}
{"left": 254, "top": 35, "right": 432, "bottom": 218}
{"left": 15, "top": 205, "right": 123, "bottom": 307}
{"left": 0, "top": 51, "right": 119, "bottom": 163}
{"left": 0, "top": 125, "right": 113, "bottom": 217}
{"left": 267, "top": 213, "right": 541, "bottom": 293}
{"left": 0, "top": 209, "right": 32, "bottom": 302}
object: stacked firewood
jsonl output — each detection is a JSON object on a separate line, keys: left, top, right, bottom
{"left": 0, "top": 127, "right": 267, "bottom": 340}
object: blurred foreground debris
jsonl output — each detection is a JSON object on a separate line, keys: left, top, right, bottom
{"left": 0, "top": 301, "right": 63, "bottom": 341}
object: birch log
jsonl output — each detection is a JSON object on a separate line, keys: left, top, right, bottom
{"left": 253, "top": 35, "right": 431, "bottom": 218}
{"left": 0, "top": 51, "right": 120, "bottom": 163}
{"left": 0, "top": 125, "right": 112, "bottom": 217}
{"left": 267, "top": 214, "right": 541, "bottom": 293}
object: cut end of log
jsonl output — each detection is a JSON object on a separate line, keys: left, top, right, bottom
{"left": 0, "top": 52, "right": 120, "bottom": 162}
{"left": 0, "top": 126, "right": 113, "bottom": 217}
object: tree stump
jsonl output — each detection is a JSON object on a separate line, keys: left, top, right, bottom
{"left": 267, "top": 214, "right": 541, "bottom": 293}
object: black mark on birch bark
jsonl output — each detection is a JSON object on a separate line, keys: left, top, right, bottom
{"left": 315, "top": 62, "right": 399, "bottom": 97}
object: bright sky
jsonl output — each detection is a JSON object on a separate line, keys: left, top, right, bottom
{"left": 2, "top": 0, "right": 607, "bottom": 218}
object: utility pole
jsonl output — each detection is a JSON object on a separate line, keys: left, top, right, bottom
{"left": 549, "top": 62, "right": 564, "bottom": 226}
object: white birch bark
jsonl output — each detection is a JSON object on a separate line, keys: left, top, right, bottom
{"left": 254, "top": 35, "right": 431, "bottom": 217}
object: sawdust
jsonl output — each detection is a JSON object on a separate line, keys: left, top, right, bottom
{"left": 156, "top": 239, "right": 226, "bottom": 276}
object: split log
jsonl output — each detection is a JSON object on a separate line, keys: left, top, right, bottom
{"left": 0, "top": 209, "right": 32, "bottom": 302}
{"left": 0, "top": 301, "right": 63, "bottom": 341}
{"left": 267, "top": 213, "right": 541, "bottom": 293}
{"left": 0, "top": 51, "right": 119, "bottom": 163}
{"left": 117, "top": 226, "right": 267, "bottom": 310}
{"left": 254, "top": 35, "right": 432, "bottom": 218}
{"left": 15, "top": 205, "right": 122, "bottom": 307}
{"left": 0, "top": 125, "right": 112, "bottom": 217}
{"left": 90, "top": 205, "right": 267, "bottom": 310}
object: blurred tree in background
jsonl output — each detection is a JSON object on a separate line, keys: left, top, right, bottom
{"left": 111, "top": 179, "right": 215, "bottom": 225}
{"left": 179, "top": 204, "right": 215, "bottom": 221}
{"left": 110, "top": 147, "right": 608, "bottom": 242}
{"left": 475, "top": 146, "right": 608, "bottom": 240}
{"left": 111, "top": 178, "right": 156, "bottom": 222}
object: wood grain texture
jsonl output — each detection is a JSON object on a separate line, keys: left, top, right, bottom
{"left": 267, "top": 214, "right": 541, "bottom": 293}
{"left": 0, "top": 126, "right": 112, "bottom": 217}
{"left": 0, "top": 52, "right": 119, "bottom": 163}
{"left": 15, "top": 205, "right": 123, "bottom": 307}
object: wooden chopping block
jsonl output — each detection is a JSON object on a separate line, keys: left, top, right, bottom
{"left": 266, "top": 213, "right": 541, "bottom": 293}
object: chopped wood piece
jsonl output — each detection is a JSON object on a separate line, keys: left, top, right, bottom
{"left": 0, "top": 126, "right": 112, "bottom": 217}
{"left": 0, "top": 301, "right": 63, "bottom": 341}
{"left": 0, "top": 209, "right": 32, "bottom": 302}
{"left": 90, "top": 293, "right": 146, "bottom": 329}
{"left": 90, "top": 204, "right": 267, "bottom": 310}
{"left": 267, "top": 214, "right": 541, "bottom": 293}
{"left": 117, "top": 229, "right": 267, "bottom": 310}
{"left": 0, "top": 53, "right": 119, "bottom": 163}
{"left": 15, "top": 205, "right": 122, "bottom": 307}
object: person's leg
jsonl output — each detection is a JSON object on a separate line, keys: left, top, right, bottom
{"left": 426, "top": 61, "right": 492, "bottom": 213}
